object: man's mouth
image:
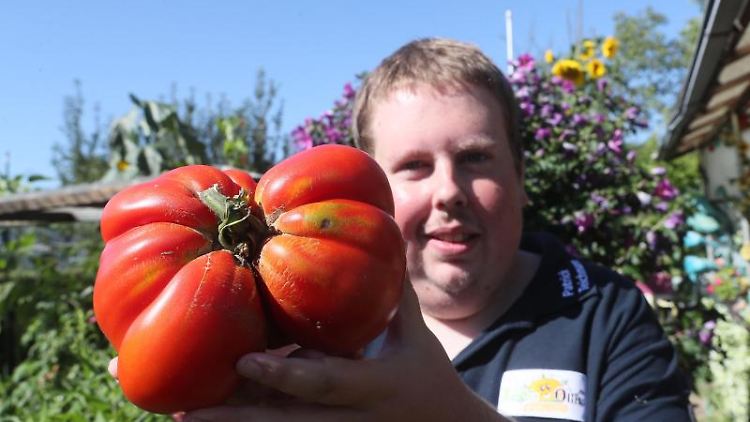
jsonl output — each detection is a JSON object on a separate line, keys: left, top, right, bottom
{"left": 424, "top": 228, "right": 479, "bottom": 255}
{"left": 429, "top": 232, "right": 474, "bottom": 242}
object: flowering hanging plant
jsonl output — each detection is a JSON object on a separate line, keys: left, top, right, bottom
{"left": 291, "top": 82, "right": 356, "bottom": 150}
{"left": 511, "top": 37, "right": 688, "bottom": 289}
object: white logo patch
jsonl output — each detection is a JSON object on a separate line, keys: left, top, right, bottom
{"left": 498, "top": 369, "right": 586, "bottom": 421}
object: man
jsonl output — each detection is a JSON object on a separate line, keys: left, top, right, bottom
{"left": 185, "top": 38, "right": 692, "bottom": 421}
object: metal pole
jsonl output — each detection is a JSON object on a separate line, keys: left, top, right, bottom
{"left": 505, "top": 9, "right": 514, "bottom": 74}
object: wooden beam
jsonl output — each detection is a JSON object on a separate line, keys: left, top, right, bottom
{"left": 682, "top": 124, "right": 716, "bottom": 144}
{"left": 689, "top": 106, "right": 728, "bottom": 130}
{"left": 718, "top": 51, "right": 750, "bottom": 85}
{"left": 707, "top": 80, "right": 750, "bottom": 110}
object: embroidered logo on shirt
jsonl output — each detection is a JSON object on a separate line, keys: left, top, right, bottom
{"left": 498, "top": 369, "right": 586, "bottom": 421}
{"left": 558, "top": 269, "right": 575, "bottom": 297}
{"left": 571, "top": 259, "right": 590, "bottom": 293}
{"left": 558, "top": 260, "right": 591, "bottom": 298}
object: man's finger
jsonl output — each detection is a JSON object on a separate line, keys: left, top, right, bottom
{"left": 235, "top": 353, "right": 386, "bottom": 406}
{"left": 108, "top": 357, "right": 119, "bottom": 379}
{"left": 381, "top": 273, "right": 431, "bottom": 350}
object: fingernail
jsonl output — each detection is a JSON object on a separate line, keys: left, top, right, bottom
{"left": 237, "top": 355, "right": 273, "bottom": 379}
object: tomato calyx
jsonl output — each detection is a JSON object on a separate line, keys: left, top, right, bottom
{"left": 198, "top": 185, "right": 274, "bottom": 265}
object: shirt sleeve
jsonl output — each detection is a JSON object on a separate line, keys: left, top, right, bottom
{"left": 595, "top": 278, "right": 694, "bottom": 421}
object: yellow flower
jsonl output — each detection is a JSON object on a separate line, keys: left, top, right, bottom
{"left": 117, "top": 160, "right": 130, "bottom": 171}
{"left": 552, "top": 59, "right": 585, "bottom": 86}
{"left": 741, "top": 243, "right": 750, "bottom": 261}
{"left": 544, "top": 49, "right": 555, "bottom": 64}
{"left": 579, "top": 40, "right": 596, "bottom": 61}
{"left": 587, "top": 59, "right": 606, "bottom": 79}
{"left": 602, "top": 36, "right": 619, "bottom": 58}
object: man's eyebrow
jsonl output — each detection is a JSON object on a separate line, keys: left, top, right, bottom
{"left": 453, "top": 134, "right": 496, "bottom": 149}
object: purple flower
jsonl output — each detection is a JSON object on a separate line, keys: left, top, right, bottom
{"left": 646, "top": 231, "right": 657, "bottom": 249}
{"left": 292, "top": 127, "right": 313, "bottom": 150}
{"left": 607, "top": 129, "right": 623, "bottom": 154}
{"left": 591, "top": 193, "right": 609, "bottom": 208}
{"left": 561, "top": 79, "right": 576, "bottom": 93}
{"left": 343, "top": 83, "right": 356, "bottom": 99}
{"left": 540, "top": 103, "right": 553, "bottom": 118}
{"left": 653, "top": 179, "right": 679, "bottom": 200}
{"left": 573, "top": 212, "right": 595, "bottom": 233}
{"left": 607, "top": 138, "right": 623, "bottom": 154}
{"left": 534, "top": 148, "right": 545, "bottom": 157}
{"left": 519, "top": 101, "right": 535, "bottom": 117}
{"left": 650, "top": 167, "right": 666, "bottom": 176}
{"left": 654, "top": 201, "right": 669, "bottom": 213}
{"left": 594, "top": 113, "right": 606, "bottom": 124}
{"left": 535, "top": 127, "right": 551, "bottom": 140}
{"left": 698, "top": 320, "right": 716, "bottom": 346}
{"left": 596, "top": 78, "right": 608, "bottom": 92}
{"left": 325, "top": 127, "right": 342, "bottom": 143}
{"left": 572, "top": 113, "right": 587, "bottom": 126}
{"left": 515, "top": 86, "right": 530, "bottom": 99}
{"left": 559, "top": 129, "right": 575, "bottom": 142}
{"left": 664, "top": 211, "right": 684, "bottom": 229}
{"left": 516, "top": 53, "right": 535, "bottom": 71}
{"left": 626, "top": 150, "right": 637, "bottom": 162}
{"left": 509, "top": 71, "right": 527, "bottom": 83}
{"left": 649, "top": 271, "right": 673, "bottom": 294}
{"left": 625, "top": 107, "right": 639, "bottom": 121}
{"left": 547, "top": 113, "right": 563, "bottom": 126}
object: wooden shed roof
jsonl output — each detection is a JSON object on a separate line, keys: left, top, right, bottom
{"left": 661, "top": 0, "right": 750, "bottom": 159}
{"left": 0, "top": 179, "right": 146, "bottom": 224}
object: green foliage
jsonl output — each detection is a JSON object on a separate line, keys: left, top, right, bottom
{"left": 101, "top": 94, "right": 209, "bottom": 182}
{"left": 217, "top": 115, "right": 250, "bottom": 169}
{"left": 635, "top": 136, "right": 702, "bottom": 197}
{"left": 0, "top": 223, "right": 166, "bottom": 420}
{"left": 191, "top": 69, "right": 287, "bottom": 172}
{"left": 695, "top": 301, "right": 750, "bottom": 422}
{"left": 56, "top": 69, "right": 287, "bottom": 185}
{"left": 240, "top": 68, "right": 286, "bottom": 172}
{"left": 52, "top": 80, "right": 109, "bottom": 186}
{"left": 612, "top": 8, "right": 700, "bottom": 122}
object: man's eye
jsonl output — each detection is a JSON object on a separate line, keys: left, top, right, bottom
{"left": 460, "top": 151, "right": 491, "bottom": 163}
{"left": 401, "top": 161, "right": 428, "bottom": 171}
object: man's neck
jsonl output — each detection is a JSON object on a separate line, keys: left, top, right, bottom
{"left": 423, "top": 250, "right": 542, "bottom": 359}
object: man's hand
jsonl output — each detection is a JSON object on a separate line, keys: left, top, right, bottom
{"left": 184, "top": 278, "right": 508, "bottom": 422}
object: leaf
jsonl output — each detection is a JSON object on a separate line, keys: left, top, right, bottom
{"left": 138, "top": 145, "right": 163, "bottom": 176}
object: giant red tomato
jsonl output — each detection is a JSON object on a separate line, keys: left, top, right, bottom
{"left": 255, "top": 144, "right": 404, "bottom": 354}
{"left": 93, "top": 144, "right": 404, "bottom": 414}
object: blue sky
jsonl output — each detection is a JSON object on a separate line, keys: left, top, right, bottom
{"left": 1, "top": 1, "right": 701, "bottom": 184}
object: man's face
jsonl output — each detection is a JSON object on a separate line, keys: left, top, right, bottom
{"left": 370, "top": 83, "right": 527, "bottom": 320}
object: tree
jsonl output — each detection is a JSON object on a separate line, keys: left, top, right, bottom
{"left": 613, "top": 7, "right": 704, "bottom": 199}
{"left": 51, "top": 80, "right": 109, "bottom": 185}
{"left": 612, "top": 7, "right": 700, "bottom": 124}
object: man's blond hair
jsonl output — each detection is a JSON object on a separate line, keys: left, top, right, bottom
{"left": 352, "top": 37, "right": 522, "bottom": 173}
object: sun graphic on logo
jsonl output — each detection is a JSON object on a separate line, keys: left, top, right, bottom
{"left": 529, "top": 377, "right": 562, "bottom": 400}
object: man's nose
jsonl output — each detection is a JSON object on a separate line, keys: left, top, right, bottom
{"left": 431, "top": 163, "right": 468, "bottom": 213}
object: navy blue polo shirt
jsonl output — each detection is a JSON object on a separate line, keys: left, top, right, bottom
{"left": 454, "top": 232, "right": 692, "bottom": 421}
